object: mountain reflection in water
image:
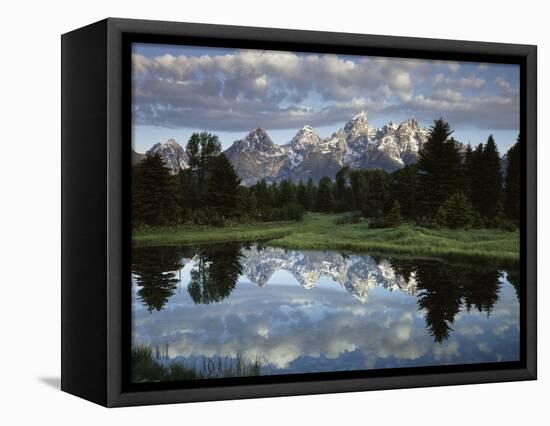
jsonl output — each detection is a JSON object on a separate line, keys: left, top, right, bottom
{"left": 131, "top": 243, "right": 520, "bottom": 378}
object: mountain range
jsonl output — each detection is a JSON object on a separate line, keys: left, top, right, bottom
{"left": 238, "top": 246, "right": 417, "bottom": 303}
{"left": 177, "top": 246, "right": 417, "bottom": 304}
{"left": 134, "top": 111, "right": 430, "bottom": 185}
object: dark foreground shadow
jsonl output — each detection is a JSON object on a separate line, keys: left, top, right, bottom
{"left": 38, "top": 376, "right": 61, "bottom": 390}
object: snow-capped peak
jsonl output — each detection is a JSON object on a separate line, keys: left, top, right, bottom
{"left": 290, "top": 125, "right": 322, "bottom": 149}
{"left": 230, "top": 128, "right": 281, "bottom": 154}
{"left": 145, "top": 138, "right": 189, "bottom": 173}
{"left": 166, "top": 138, "right": 180, "bottom": 147}
{"left": 344, "top": 110, "right": 369, "bottom": 134}
{"left": 222, "top": 111, "right": 430, "bottom": 184}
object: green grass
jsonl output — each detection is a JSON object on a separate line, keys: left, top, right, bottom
{"left": 133, "top": 213, "right": 519, "bottom": 263}
{"left": 133, "top": 222, "right": 296, "bottom": 246}
{"left": 131, "top": 345, "right": 262, "bottom": 382}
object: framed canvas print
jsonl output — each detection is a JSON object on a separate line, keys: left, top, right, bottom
{"left": 61, "top": 18, "right": 537, "bottom": 407}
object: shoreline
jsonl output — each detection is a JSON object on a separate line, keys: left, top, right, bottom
{"left": 132, "top": 213, "right": 520, "bottom": 264}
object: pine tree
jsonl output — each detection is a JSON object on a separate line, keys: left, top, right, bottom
{"left": 349, "top": 169, "right": 368, "bottom": 212}
{"left": 133, "top": 154, "right": 178, "bottom": 226}
{"left": 296, "top": 180, "right": 308, "bottom": 210}
{"left": 468, "top": 143, "right": 485, "bottom": 216}
{"left": 463, "top": 144, "right": 474, "bottom": 200}
{"left": 238, "top": 186, "right": 257, "bottom": 217}
{"left": 252, "top": 179, "right": 273, "bottom": 212}
{"left": 206, "top": 154, "right": 241, "bottom": 217}
{"left": 478, "top": 135, "right": 503, "bottom": 219}
{"left": 504, "top": 136, "right": 521, "bottom": 221}
{"left": 390, "top": 164, "right": 419, "bottom": 219}
{"left": 315, "top": 177, "right": 334, "bottom": 212}
{"left": 365, "top": 170, "right": 390, "bottom": 218}
{"left": 335, "top": 167, "right": 354, "bottom": 212}
{"left": 435, "top": 193, "right": 474, "bottom": 229}
{"left": 417, "top": 119, "right": 463, "bottom": 218}
{"left": 304, "top": 178, "right": 316, "bottom": 211}
{"left": 384, "top": 200, "right": 402, "bottom": 227}
{"left": 277, "top": 178, "right": 297, "bottom": 206}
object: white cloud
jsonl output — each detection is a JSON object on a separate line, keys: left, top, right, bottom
{"left": 131, "top": 48, "right": 519, "bottom": 133}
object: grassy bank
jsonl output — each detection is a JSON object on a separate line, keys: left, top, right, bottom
{"left": 132, "top": 345, "right": 261, "bottom": 382}
{"left": 133, "top": 213, "right": 519, "bottom": 263}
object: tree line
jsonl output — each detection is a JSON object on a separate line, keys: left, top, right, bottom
{"left": 132, "top": 119, "right": 521, "bottom": 230}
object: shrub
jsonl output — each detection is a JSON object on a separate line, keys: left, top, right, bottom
{"left": 261, "top": 203, "right": 304, "bottom": 222}
{"left": 368, "top": 201, "right": 402, "bottom": 229}
{"left": 384, "top": 201, "right": 402, "bottom": 227}
{"left": 435, "top": 193, "right": 474, "bottom": 229}
{"left": 192, "top": 209, "right": 225, "bottom": 227}
{"left": 334, "top": 211, "right": 363, "bottom": 225}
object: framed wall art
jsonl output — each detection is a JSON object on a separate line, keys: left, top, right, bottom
{"left": 61, "top": 18, "right": 537, "bottom": 407}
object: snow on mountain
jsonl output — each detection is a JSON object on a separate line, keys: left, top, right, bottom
{"left": 225, "top": 111, "right": 430, "bottom": 184}
{"left": 224, "top": 128, "right": 289, "bottom": 185}
{"left": 239, "top": 246, "right": 417, "bottom": 303}
{"left": 142, "top": 112, "right": 430, "bottom": 183}
{"left": 145, "top": 138, "right": 189, "bottom": 173}
{"left": 285, "top": 125, "right": 323, "bottom": 168}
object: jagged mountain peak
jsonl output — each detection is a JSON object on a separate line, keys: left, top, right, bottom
{"left": 343, "top": 110, "right": 370, "bottom": 142}
{"left": 222, "top": 112, "right": 430, "bottom": 184}
{"left": 146, "top": 139, "right": 188, "bottom": 174}
{"left": 239, "top": 246, "right": 417, "bottom": 303}
{"left": 233, "top": 127, "right": 278, "bottom": 152}
{"left": 399, "top": 117, "right": 420, "bottom": 129}
{"left": 290, "top": 124, "right": 322, "bottom": 147}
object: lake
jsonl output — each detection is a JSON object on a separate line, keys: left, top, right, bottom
{"left": 131, "top": 243, "right": 520, "bottom": 381}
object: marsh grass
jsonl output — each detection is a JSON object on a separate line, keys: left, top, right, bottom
{"left": 133, "top": 213, "right": 519, "bottom": 263}
{"left": 133, "top": 222, "right": 296, "bottom": 247}
{"left": 131, "top": 345, "right": 262, "bottom": 382}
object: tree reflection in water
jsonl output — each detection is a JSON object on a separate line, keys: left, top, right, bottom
{"left": 187, "top": 244, "right": 243, "bottom": 304}
{"left": 132, "top": 243, "right": 520, "bottom": 343}
{"left": 131, "top": 246, "right": 192, "bottom": 312}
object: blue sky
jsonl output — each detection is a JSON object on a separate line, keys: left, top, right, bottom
{"left": 132, "top": 43, "right": 520, "bottom": 153}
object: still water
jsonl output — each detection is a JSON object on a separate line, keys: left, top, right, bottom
{"left": 131, "top": 243, "right": 520, "bottom": 380}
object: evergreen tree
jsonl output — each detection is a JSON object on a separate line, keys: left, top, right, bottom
{"left": 277, "top": 178, "right": 297, "bottom": 206}
{"left": 390, "top": 164, "right": 419, "bottom": 219}
{"left": 296, "top": 180, "right": 308, "bottom": 210}
{"left": 238, "top": 186, "right": 257, "bottom": 217}
{"left": 252, "top": 179, "right": 273, "bottom": 212}
{"left": 133, "top": 154, "right": 178, "bottom": 226}
{"left": 349, "top": 169, "right": 368, "bottom": 212}
{"left": 468, "top": 143, "right": 485, "bottom": 216}
{"left": 315, "top": 177, "right": 334, "bottom": 212}
{"left": 435, "top": 193, "right": 474, "bottom": 229}
{"left": 504, "top": 136, "right": 521, "bottom": 221}
{"left": 384, "top": 200, "right": 402, "bottom": 227}
{"left": 206, "top": 154, "right": 241, "bottom": 217}
{"left": 335, "top": 167, "right": 354, "bottom": 212}
{"left": 177, "top": 169, "right": 199, "bottom": 211}
{"left": 304, "top": 177, "right": 316, "bottom": 211}
{"left": 463, "top": 144, "right": 474, "bottom": 200}
{"left": 417, "top": 119, "right": 463, "bottom": 218}
{"left": 478, "top": 135, "right": 503, "bottom": 219}
{"left": 364, "top": 170, "right": 390, "bottom": 217}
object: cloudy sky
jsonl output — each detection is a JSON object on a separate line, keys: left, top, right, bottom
{"left": 132, "top": 43, "right": 520, "bottom": 153}
{"left": 132, "top": 261, "right": 520, "bottom": 373}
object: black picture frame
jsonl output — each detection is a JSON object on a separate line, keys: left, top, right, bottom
{"left": 61, "top": 17, "right": 537, "bottom": 407}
